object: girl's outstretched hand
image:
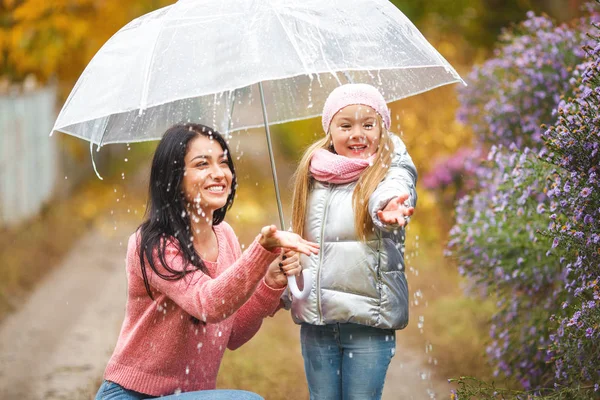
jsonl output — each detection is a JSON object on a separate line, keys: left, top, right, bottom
{"left": 259, "top": 225, "right": 320, "bottom": 256}
{"left": 377, "top": 193, "right": 415, "bottom": 227}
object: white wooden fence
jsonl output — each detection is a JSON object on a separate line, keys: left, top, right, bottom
{"left": 0, "top": 87, "right": 58, "bottom": 227}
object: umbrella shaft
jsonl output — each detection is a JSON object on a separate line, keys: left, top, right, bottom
{"left": 258, "top": 82, "right": 286, "bottom": 230}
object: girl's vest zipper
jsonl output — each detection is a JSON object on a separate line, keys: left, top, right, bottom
{"left": 316, "top": 184, "right": 334, "bottom": 324}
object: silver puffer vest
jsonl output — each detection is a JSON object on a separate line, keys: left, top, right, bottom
{"left": 289, "top": 134, "right": 417, "bottom": 330}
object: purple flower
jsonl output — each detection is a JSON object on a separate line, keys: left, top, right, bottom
{"left": 580, "top": 187, "right": 592, "bottom": 198}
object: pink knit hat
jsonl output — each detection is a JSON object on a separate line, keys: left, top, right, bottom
{"left": 321, "top": 83, "right": 391, "bottom": 133}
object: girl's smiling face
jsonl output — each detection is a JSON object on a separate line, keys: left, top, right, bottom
{"left": 329, "top": 104, "right": 381, "bottom": 159}
{"left": 182, "top": 135, "right": 233, "bottom": 214}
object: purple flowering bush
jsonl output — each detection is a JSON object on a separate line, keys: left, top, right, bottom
{"left": 448, "top": 3, "right": 600, "bottom": 397}
{"left": 447, "top": 145, "right": 563, "bottom": 389}
{"left": 539, "top": 35, "right": 600, "bottom": 388}
{"left": 421, "top": 147, "right": 481, "bottom": 209}
{"left": 457, "top": 11, "right": 597, "bottom": 150}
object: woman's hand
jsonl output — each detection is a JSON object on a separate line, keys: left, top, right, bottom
{"left": 258, "top": 225, "right": 320, "bottom": 256}
{"left": 265, "top": 250, "right": 301, "bottom": 289}
{"left": 376, "top": 193, "right": 414, "bottom": 227}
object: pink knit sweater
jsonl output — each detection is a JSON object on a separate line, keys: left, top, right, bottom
{"left": 104, "top": 222, "right": 284, "bottom": 396}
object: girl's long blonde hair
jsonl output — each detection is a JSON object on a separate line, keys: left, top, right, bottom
{"left": 291, "top": 119, "right": 394, "bottom": 242}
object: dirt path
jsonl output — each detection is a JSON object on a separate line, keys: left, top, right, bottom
{"left": 0, "top": 220, "right": 450, "bottom": 400}
{"left": 382, "top": 338, "right": 451, "bottom": 400}
{"left": 0, "top": 221, "right": 133, "bottom": 400}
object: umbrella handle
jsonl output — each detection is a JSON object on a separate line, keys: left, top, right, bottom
{"left": 287, "top": 270, "right": 312, "bottom": 300}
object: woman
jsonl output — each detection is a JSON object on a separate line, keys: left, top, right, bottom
{"left": 95, "top": 123, "right": 318, "bottom": 400}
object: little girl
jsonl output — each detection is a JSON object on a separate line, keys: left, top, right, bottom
{"left": 95, "top": 123, "right": 318, "bottom": 400}
{"left": 290, "top": 84, "right": 417, "bottom": 400}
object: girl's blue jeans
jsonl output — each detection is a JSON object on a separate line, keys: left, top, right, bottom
{"left": 95, "top": 380, "right": 264, "bottom": 400}
{"left": 300, "top": 323, "right": 396, "bottom": 400}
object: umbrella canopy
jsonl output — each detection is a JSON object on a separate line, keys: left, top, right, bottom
{"left": 52, "top": 0, "right": 464, "bottom": 145}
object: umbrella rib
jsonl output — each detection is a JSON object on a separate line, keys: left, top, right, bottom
{"left": 226, "top": 89, "right": 237, "bottom": 134}
{"left": 138, "top": 7, "right": 178, "bottom": 114}
{"left": 269, "top": 5, "right": 312, "bottom": 75}
{"left": 139, "top": 36, "right": 163, "bottom": 114}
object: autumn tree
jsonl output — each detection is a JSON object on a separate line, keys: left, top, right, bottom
{"left": 1, "top": 0, "right": 174, "bottom": 89}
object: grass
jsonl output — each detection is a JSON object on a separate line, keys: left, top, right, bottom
{"left": 218, "top": 313, "right": 308, "bottom": 400}
{"left": 402, "top": 243, "right": 497, "bottom": 381}
{"left": 399, "top": 189, "right": 498, "bottom": 384}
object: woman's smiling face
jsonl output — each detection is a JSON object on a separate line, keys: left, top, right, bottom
{"left": 329, "top": 104, "right": 382, "bottom": 159}
{"left": 182, "top": 135, "right": 233, "bottom": 214}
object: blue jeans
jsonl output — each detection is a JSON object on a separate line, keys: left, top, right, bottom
{"left": 95, "top": 380, "right": 264, "bottom": 400}
{"left": 301, "top": 323, "right": 396, "bottom": 400}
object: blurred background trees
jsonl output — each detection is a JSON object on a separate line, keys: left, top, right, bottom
{"left": 1, "top": 0, "right": 173, "bottom": 92}
{"left": 2, "top": 1, "right": 598, "bottom": 398}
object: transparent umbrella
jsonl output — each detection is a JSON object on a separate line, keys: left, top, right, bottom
{"left": 51, "top": 0, "right": 464, "bottom": 299}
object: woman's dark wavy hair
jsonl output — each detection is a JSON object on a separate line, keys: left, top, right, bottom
{"left": 138, "top": 123, "right": 236, "bottom": 302}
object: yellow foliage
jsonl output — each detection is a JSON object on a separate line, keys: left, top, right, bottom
{"left": 2, "top": 0, "right": 175, "bottom": 87}
{"left": 12, "top": 0, "right": 51, "bottom": 21}
{"left": 437, "top": 40, "right": 457, "bottom": 59}
{"left": 392, "top": 80, "right": 473, "bottom": 178}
